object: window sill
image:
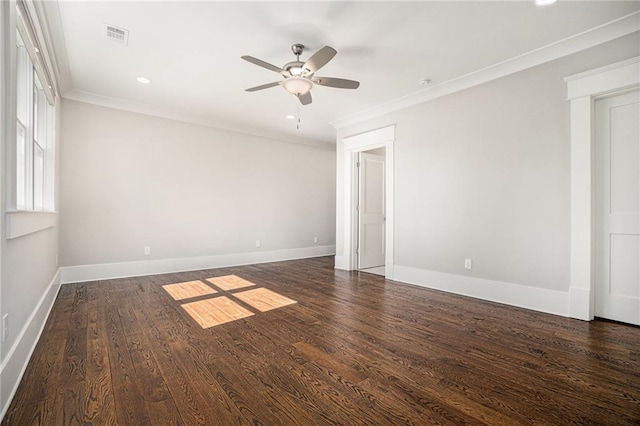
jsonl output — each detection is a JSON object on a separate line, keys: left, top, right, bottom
{"left": 6, "top": 210, "right": 57, "bottom": 239}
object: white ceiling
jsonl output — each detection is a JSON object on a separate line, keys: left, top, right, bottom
{"left": 48, "top": 1, "right": 640, "bottom": 144}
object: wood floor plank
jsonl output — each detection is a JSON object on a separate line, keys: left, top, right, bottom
{"left": 84, "top": 283, "right": 117, "bottom": 425}
{"left": 100, "top": 284, "right": 151, "bottom": 425}
{"left": 132, "top": 283, "right": 248, "bottom": 425}
{"left": 3, "top": 256, "right": 640, "bottom": 425}
{"left": 56, "top": 284, "right": 88, "bottom": 426}
{"left": 116, "top": 292, "right": 183, "bottom": 426}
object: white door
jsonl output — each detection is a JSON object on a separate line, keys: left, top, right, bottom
{"left": 358, "top": 152, "right": 385, "bottom": 269}
{"left": 595, "top": 90, "right": 640, "bottom": 325}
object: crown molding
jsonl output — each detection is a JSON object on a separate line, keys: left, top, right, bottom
{"left": 331, "top": 11, "right": 640, "bottom": 130}
{"left": 63, "top": 90, "right": 334, "bottom": 149}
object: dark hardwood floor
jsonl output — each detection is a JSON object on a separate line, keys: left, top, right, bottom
{"left": 3, "top": 256, "right": 639, "bottom": 425}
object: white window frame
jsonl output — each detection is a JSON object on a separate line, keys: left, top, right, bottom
{"left": 33, "top": 71, "right": 47, "bottom": 211}
{"left": 13, "top": 14, "right": 55, "bottom": 213}
{"left": 15, "top": 36, "right": 30, "bottom": 210}
{"left": 4, "top": 2, "right": 58, "bottom": 240}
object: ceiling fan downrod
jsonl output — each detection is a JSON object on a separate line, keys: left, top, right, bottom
{"left": 291, "top": 43, "right": 304, "bottom": 61}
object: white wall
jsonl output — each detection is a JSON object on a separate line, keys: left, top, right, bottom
{"left": 336, "top": 33, "right": 640, "bottom": 314}
{"left": 0, "top": 1, "right": 6, "bottom": 414}
{"left": 59, "top": 99, "right": 336, "bottom": 278}
{"left": 0, "top": 2, "right": 62, "bottom": 418}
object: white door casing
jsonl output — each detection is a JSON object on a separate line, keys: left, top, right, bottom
{"left": 358, "top": 152, "right": 385, "bottom": 269}
{"left": 594, "top": 90, "right": 640, "bottom": 325}
{"left": 566, "top": 56, "right": 640, "bottom": 321}
{"left": 337, "top": 125, "right": 395, "bottom": 278}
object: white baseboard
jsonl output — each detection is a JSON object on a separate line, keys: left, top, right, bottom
{"left": 334, "top": 255, "right": 350, "bottom": 270}
{"left": 569, "top": 286, "right": 593, "bottom": 321}
{"left": 61, "top": 245, "right": 336, "bottom": 284}
{"left": 0, "top": 268, "right": 61, "bottom": 421}
{"left": 393, "top": 265, "right": 570, "bottom": 317}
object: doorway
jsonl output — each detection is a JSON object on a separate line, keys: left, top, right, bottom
{"left": 357, "top": 148, "right": 385, "bottom": 275}
{"left": 337, "top": 125, "right": 394, "bottom": 278}
{"left": 594, "top": 89, "right": 640, "bottom": 325}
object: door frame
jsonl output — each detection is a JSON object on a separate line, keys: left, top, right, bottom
{"left": 339, "top": 125, "right": 395, "bottom": 279}
{"left": 565, "top": 56, "right": 639, "bottom": 320}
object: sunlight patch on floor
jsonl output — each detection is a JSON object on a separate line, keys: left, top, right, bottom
{"left": 163, "top": 275, "right": 297, "bottom": 329}
{"left": 181, "top": 296, "right": 254, "bottom": 328}
{"left": 206, "top": 275, "right": 256, "bottom": 291}
{"left": 162, "top": 280, "right": 217, "bottom": 300}
{"left": 234, "top": 287, "right": 297, "bottom": 312}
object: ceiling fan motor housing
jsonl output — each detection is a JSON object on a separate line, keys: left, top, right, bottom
{"left": 291, "top": 43, "right": 305, "bottom": 57}
{"left": 283, "top": 61, "right": 309, "bottom": 77}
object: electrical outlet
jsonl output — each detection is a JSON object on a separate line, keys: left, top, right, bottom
{"left": 2, "top": 314, "right": 8, "bottom": 342}
{"left": 255, "top": 240, "right": 261, "bottom": 248}
{"left": 144, "top": 246, "right": 151, "bottom": 255}
{"left": 313, "top": 236, "right": 318, "bottom": 244}
{"left": 465, "top": 259, "right": 472, "bottom": 270}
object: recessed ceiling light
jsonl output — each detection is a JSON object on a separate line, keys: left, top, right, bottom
{"left": 285, "top": 115, "right": 296, "bottom": 120}
{"left": 535, "top": 0, "right": 557, "bottom": 6}
{"left": 136, "top": 77, "right": 151, "bottom": 84}
{"left": 418, "top": 78, "right": 431, "bottom": 86}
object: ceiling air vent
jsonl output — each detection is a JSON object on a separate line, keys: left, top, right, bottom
{"left": 104, "top": 24, "right": 129, "bottom": 45}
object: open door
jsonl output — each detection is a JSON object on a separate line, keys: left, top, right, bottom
{"left": 357, "top": 152, "right": 385, "bottom": 270}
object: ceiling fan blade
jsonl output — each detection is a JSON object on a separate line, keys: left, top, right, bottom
{"left": 303, "top": 46, "right": 337, "bottom": 73}
{"left": 313, "top": 77, "right": 360, "bottom": 89}
{"left": 298, "top": 92, "right": 312, "bottom": 105}
{"left": 245, "top": 81, "right": 281, "bottom": 92}
{"left": 241, "top": 55, "right": 285, "bottom": 74}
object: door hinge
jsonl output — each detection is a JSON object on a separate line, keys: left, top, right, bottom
{"left": 356, "top": 161, "right": 360, "bottom": 167}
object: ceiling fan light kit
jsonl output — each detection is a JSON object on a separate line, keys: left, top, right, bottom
{"left": 242, "top": 43, "right": 360, "bottom": 106}
{"left": 282, "top": 77, "right": 313, "bottom": 95}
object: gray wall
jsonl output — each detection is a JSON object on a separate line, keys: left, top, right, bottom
{"left": 60, "top": 100, "right": 336, "bottom": 267}
{"left": 337, "top": 33, "right": 639, "bottom": 293}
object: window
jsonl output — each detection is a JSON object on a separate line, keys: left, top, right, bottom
{"left": 16, "top": 36, "right": 28, "bottom": 209}
{"left": 15, "top": 31, "right": 55, "bottom": 211}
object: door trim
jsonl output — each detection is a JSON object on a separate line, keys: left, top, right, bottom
{"left": 339, "top": 125, "right": 395, "bottom": 279}
{"left": 565, "top": 56, "right": 639, "bottom": 320}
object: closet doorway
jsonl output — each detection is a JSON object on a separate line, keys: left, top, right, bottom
{"left": 357, "top": 148, "right": 386, "bottom": 276}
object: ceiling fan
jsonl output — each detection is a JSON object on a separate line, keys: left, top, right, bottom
{"left": 241, "top": 43, "right": 360, "bottom": 105}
